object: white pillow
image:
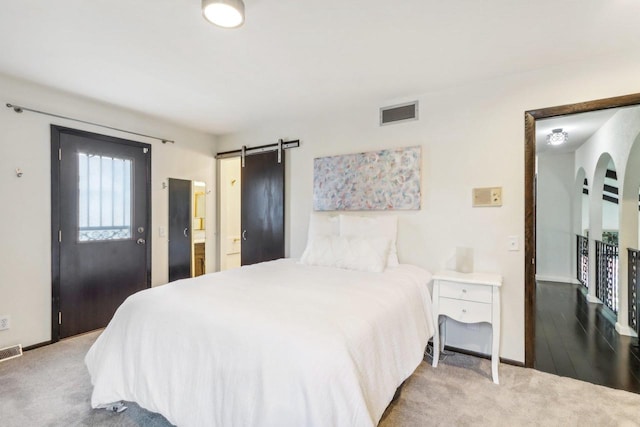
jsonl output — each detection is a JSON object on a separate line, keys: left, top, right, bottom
{"left": 307, "top": 213, "right": 339, "bottom": 244}
{"left": 300, "top": 235, "right": 390, "bottom": 273}
{"left": 339, "top": 215, "right": 399, "bottom": 267}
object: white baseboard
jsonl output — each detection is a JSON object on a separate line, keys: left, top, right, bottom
{"left": 535, "top": 274, "right": 580, "bottom": 285}
{"left": 615, "top": 322, "right": 638, "bottom": 337}
{"left": 586, "top": 294, "right": 601, "bottom": 303}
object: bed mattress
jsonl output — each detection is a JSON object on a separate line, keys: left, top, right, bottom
{"left": 85, "top": 259, "right": 434, "bottom": 426}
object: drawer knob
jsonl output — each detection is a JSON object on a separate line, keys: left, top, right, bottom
{"left": 462, "top": 289, "right": 467, "bottom": 293}
{"left": 462, "top": 309, "right": 467, "bottom": 313}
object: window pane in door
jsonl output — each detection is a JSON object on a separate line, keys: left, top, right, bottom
{"left": 78, "top": 153, "right": 132, "bottom": 241}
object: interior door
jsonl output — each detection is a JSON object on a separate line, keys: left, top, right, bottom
{"left": 52, "top": 126, "right": 151, "bottom": 340}
{"left": 169, "top": 178, "right": 192, "bottom": 281}
{"left": 241, "top": 150, "right": 285, "bottom": 265}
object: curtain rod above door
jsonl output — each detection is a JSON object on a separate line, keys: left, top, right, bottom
{"left": 215, "top": 139, "right": 300, "bottom": 160}
{"left": 5, "top": 103, "right": 175, "bottom": 144}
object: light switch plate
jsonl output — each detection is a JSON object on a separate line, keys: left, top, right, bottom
{"left": 0, "top": 315, "right": 10, "bottom": 331}
{"left": 473, "top": 187, "right": 503, "bottom": 207}
{"left": 508, "top": 235, "right": 519, "bottom": 251}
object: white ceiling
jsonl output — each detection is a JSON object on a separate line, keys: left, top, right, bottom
{"left": 1, "top": 1, "right": 640, "bottom": 135}
{"left": 535, "top": 109, "right": 619, "bottom": 154}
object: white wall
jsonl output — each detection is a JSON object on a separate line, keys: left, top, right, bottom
{"left": 0, "top": 73, "right": 216, "bottom": 349}
{"left": 219, "top": 157, "right": 241, "bottom": 271}
{"left": 536, "top": 152, "right": 575, "bottom": 282}
{"left": 575, "top": 108, "right": 640, "bottom": 209}
{"left": 602, "top": 201, "right": 620, "bottom": 232}
{"left": 217, "top": 50, "right": 640, "bottom": 362}
{"left": 580, "top": 190, "right": 619, "bottom": 238}
{"left": 582, "top": 194, "right": 589, "bottom": 234}
{"left": 580, "top": 195, "right": 624, "bottom": 240}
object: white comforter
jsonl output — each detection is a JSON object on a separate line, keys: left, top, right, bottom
{"left": 85, "top": 259, "right": 434, "bottom": 427}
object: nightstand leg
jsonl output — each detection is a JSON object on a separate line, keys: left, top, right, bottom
{"left": 432, "top": 317, "right": 440, "bottom": 367}
{"left": 491, "top": 325, "right": 499, "bottom": 384}
{"left": 491, "top": 287, "right": 500, "bottom": 384}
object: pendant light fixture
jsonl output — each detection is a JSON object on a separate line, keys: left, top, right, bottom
{"left": 202, "top": 0, "right": 245, "bottom": 28}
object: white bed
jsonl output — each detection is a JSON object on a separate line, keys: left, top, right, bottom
{"left": 85, "top": 258, "right": 435, "bottom": 427}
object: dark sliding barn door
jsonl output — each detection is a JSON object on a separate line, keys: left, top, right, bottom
{"left": 168, "top": 178, "right": 192, "bottom": 281}
{"left": 241, "top": 150, "right": 285, "bottom": 265}
{"left": 52, "top": 126, "right": 151, "bottom": 340}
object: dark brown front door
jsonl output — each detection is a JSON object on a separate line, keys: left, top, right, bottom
{"left": 52, "top": 126, "right": 151, "bottom": 340}
{"left": 241, "top": 150, "right": 285, "bottom": 265}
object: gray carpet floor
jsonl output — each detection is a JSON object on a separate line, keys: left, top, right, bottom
{"left": 1, "top": 330, "right": 639, "bottom": 426}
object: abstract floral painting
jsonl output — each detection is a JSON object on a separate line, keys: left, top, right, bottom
{"left": 313, "top": 146, "right": 421, "bottom": 211}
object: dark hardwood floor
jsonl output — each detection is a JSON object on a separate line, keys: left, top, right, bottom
{"left": 535, "top": 281, "right": 640, "bottom": 393}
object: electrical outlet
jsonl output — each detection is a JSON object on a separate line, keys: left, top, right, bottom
{"left": 490, "top": 188, "right": 502, "bottom": 205}
{"left": 0, "top": 315, "right": 10, "bottom": 331}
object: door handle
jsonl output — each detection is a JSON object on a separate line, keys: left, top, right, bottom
{"left": 184, "top": 228, "right": 189, "bottom": 238}
{"left": 137, "top": 238, "right": 146, "bottom": 245}
{"left": 242, "top": 230, "right": 247, "bottom": 241}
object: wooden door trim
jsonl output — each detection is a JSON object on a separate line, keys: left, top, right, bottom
{"left": 50, "top": 125, "right": 152, "bottom": 342}
{"left": 524, "top": 92, "right": 640, "bottom": 367}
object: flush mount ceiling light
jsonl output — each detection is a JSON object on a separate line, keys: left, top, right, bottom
{"left": 202, "top": 0, "right": 245, "bottom": 28}
{"left": 547, "top": 128, "right": 568, "bottom": 146}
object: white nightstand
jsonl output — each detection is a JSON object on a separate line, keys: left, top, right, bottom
{"left": 431, "top": 270, "right": 502, "bottom": 384}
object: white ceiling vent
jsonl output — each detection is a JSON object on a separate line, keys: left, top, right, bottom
{"left": 380, "top": 101, "right": 418, "bottom": 126}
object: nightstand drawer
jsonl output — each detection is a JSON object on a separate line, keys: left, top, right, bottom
{"left": 439, "top": 280, "right": 492, "bottom": 303}
{"left": 438, "top": 297, "right": 492, "bottom": 323}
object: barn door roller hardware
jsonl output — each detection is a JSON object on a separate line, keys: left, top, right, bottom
{"left": 216, "top": 139, "right": 299, "bottom": 166}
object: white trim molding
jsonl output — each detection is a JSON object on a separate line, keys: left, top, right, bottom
{"left": 586, "top": 294, "right": 602, "bottom": 304}
{"left": 615, "top": 322, "right": 638, "bottom": 337}
{"left": 535, "top": 275, "right": 581, "bottom": 285}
